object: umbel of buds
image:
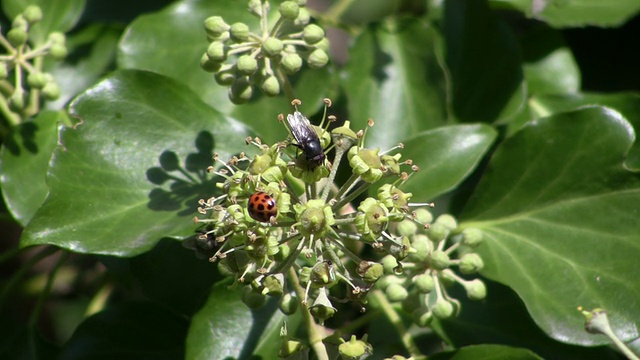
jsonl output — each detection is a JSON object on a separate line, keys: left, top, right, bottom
{"left": 201, "top": 0, "right": 330, "bottom": 103}
{"left": 0, "top": 5, "right": 67, "bottom": 120}
{"left": 189, "top": 98, "right": 486, "bottom": 350}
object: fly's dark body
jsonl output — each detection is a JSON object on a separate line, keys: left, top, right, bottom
{"left": 286, "top": 111, "right": 325, "bottom": 169}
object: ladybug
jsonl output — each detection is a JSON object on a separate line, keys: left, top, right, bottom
{"left": 247, "top": 192, "right": 277, "bottom": 222}
{"left": 286, "top": 111, "right": 325, "bottom": 170}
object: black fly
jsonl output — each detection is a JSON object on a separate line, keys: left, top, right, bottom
{"left": 286, "top": 111, "right": 325, "bottom": 170}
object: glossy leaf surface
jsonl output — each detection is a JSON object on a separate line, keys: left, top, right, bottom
{"left": 401, "top": 124, "right": 498, "bottom": 200}
{"left": 461, "top": 106, "right": 640, "bottom": 345}
{"left": 21, "top": 70, "right": 251, "bottom": 256}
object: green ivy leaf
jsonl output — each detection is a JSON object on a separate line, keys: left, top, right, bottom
{"left": 401, "top": 124, "right": 498, "bottom": 200}
{"left": 2, "top": 0, "right": 85, "bottom": 44}
{"left": 461, "top": 106, "right": 640, "bottom": 345}
{"left": 20, "top": 70, "right": 251, "bottom": 256}
{"left": 443, "top": 0, "right": 526, "bottom": 124}
{"left": 432, "top": 344, "right": 543, "bottom": 360}
{"left": 438, "top": 281, "right": 621, "bottom": 359}
{"left": 530, "top": 92, "right": 640, "bottom": 170}
{"left": 0, "top": 111, "right": 63, "bottom": 226}
{"left": 342, "top": 18, "right": 448, "bottom": 149}
{"left": 492, "top": 0, "right": 640, "bottom": 28}
{"left": 58, "top": 301, "right": 188, "bottom": 360}
{"left": 521, "top": 26, "right": 581, "bottom": 95}
{"left": 186, "top": 282, "right": 294, "bottom": 359}
{"left": 118, "top": 0, "right": 333, "bottom": 141}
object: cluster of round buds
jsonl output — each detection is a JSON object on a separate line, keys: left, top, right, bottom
{"left": 377, "top": 216, "right": 486, "bottom": 326}
{"left": 189, "top": 98, "right": 454, "bottom": 337}
{"left": 0, "top": 5, "right": 67, "bottom": 115}
{"left": 200, "top": 0, "right": 330, "bottom": 103}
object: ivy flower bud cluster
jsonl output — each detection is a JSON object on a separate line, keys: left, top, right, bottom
{"left": 0, "top": 5, "right": 67, "bottom": 118}
{"left": 200, "top": 0, "right": 330, "bottom": 103}
{"left": 378, "top": 219, "right": 486, "bottom": 325}
{"left": 191, "top": 97, "right": 452, "bottom": 343}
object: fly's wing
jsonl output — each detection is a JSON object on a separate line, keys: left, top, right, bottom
{"left": 286, "top": 111, "right": 314, "bottom": 144}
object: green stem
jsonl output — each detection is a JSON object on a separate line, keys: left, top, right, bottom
{"left": 287, "top": 268, "right": 329, "bottom": 360}
{"left": 276, "top": 67, "right": 296, "bottom": 100}
{"left": 29, "top": 251, "right": 69, "bottom": 327}
{"left": 371, "top": 289, "right": 427, "bottom": 360}
{"left": 0, "top": 246, "right": 59, "bottom": 312}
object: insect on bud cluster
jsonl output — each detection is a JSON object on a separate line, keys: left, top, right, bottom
{"left": 200, "top": 1, "right": 330, "bottom": 102}
{"left": 189, "top": 98, "right": 485, "bottom": 353}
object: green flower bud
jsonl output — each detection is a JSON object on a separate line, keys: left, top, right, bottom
{"left": 278, "top": 339, "right": 306, "bottom": 358}
{"left": 230, "top": 22, "right": 250, "bottom": 42}
{"left": 436, "top": 214, "right": 458, "bottom": 231}
{"left": 308, "top": 49, "right": 328, "bottom": 68}
{"left": 0, "top": 63, "right": 7, "bottom": 79}
{"left": 206, "top": 41, "right": 227, "bottom": 62}
{"left": 296, "top": 199, "right": 334, "bottom": 237}
{"left": 432, "top": 299, "right": 454, "bottom": 319}
{"left": 414, "top": 307, "right": 433, "bottom": 327}
{"left": 429, "top": 250, "right": 450, "bottom": 270}
{"left": 242, "top": 285, "right": 267, "bottom": 309}
{"left": 237, "top": 55, "right": 258, "bottom": 75}
{"left": 50, "top": 44, "right": 68, "bottom": 60}
{"left": 215, "top": 69, "right": 235, "bottom": 85}
{"left": 41, "top": 82, "right": 61, "bottom": 100}
{"left": 12, "top": 15, "right": 28, "bottom": 30}
{"left": 200, "top": 53, "right": 221, "bottom": 72}
{"left": 464, "top": 279, "right": 487, "bottom": 300}
{"left": 315, "top": 37, "right": 330, "bottom": 52}
{"left": 260, "top": 75, "right": 280, "bottom": 96}
{"left": 407, "top": 234, "right": 431, "bottom": 263}
{"left": 274, "top": 243, "right": 291, "bottom": 262}
{"left": 9, "top": 90, "right": 26, "bottom": 111}
{"left": 397, "top": 220, "right": 417, "bottom": 237}
{"left": 309, "top": 289, "right": 336, "bottom": 321}
{"left": 7, "top": 28, "right": 28, "bottom": 47}
{"left": 331, "top": 120, "right": 358, "bottom": 141}
{"left": 426, "top": 222, "right": 448, "bottom": 243}
{"left": 461, "top": 228, "right": 483, "bottom": 247}
{"left": 338, "top": 335, "right": 373, "bottom": 360}
{"left": 294, "top": 7, "right": 310, "bottom": 27}
{"left": 279, "top": 1, "right": 300, "bottom": 20}
{"left": 459, "top": 253, "right": 484, "bottom": 274}
{"left": 414, "top": 208, "right": 433, "bottom": 224}
{"left": 380, "top": 255, "right": 398, "bottom": 274}
{"left": 412, "top": 274, "right": 435, "bottom": 293}
{"left": 356, "top": 261, "right": 383, "bottom": 283}
{"left": 310, "top": 261, "right": 337, "bottom": 287}
{"left": 262, "top": 273, "right": 285, "bottom": 296}
{"left": 204, "top": 16, "right": 230, "bottom": 38}
{"left": 303, "top": 24, "right": 324, "bottom": 45}
{"left": 262, "top": 37, "right": 283, "bottom": 57}
{"left": 279, "top": 293, "right": 299, "bottom": 315}
{"left": 27, "top": 72, "right": 48, "bottom": 89}
{"left": 280, "top": 53, "right": 302, "bottom": 74}
{"left": 229, "top": 77, "right": 253, "bottom": 104}
{"left": 385, "top": 283, "right": 408, "bottom": 302}
{"left": 248, "top": 0, "right": 263, "bottom": 17}
{"left": 250, "top": 150, "right": 273, "bottom": 170}
{"left": 23, "top": 5, "right": 43, "bottom": 25}
{"left": 48, "top": 32, "right": 66, "bottom": 45}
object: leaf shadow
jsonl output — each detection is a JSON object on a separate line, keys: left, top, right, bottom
{"left": 3, "top": 121, "right": 40, "bottom": 156}
{"left": 146, "top": 130, "right": 219, "bottom": 216}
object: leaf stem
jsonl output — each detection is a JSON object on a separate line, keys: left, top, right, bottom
{"left": 287, "top": 267, "right": 329, "bottom": 360}
{"left": 371, "top": 289, "right": 426, "bottom": 360}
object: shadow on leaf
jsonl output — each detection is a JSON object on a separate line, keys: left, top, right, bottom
{"left": 146, "top": 131, "right": 220, "bottom": 216}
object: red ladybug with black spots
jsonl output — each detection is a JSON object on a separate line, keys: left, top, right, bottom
{"left": 247, "top": 192, "right": 277, "bottom": 222}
